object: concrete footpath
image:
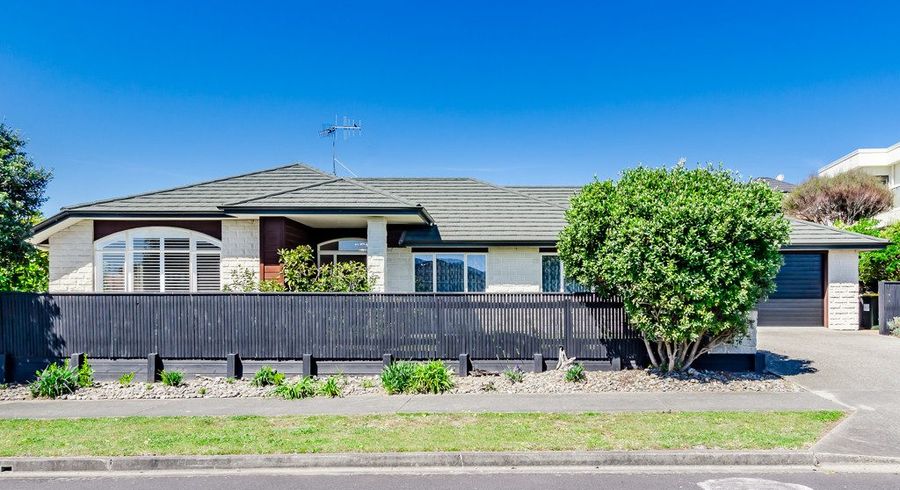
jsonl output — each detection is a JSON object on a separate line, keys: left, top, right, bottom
{"left": 0, "top": 391, "right": 839, "bottom": 419}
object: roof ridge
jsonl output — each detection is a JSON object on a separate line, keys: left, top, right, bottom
{"left": 787, "top": 217, "right": 890, "bottom": 243}
{"left": 339, "top": 177, "right": 419, "bottom": 207}
{"left": 64, "top": 162, "right": 317, "bottom": 211}
{"left": 222, "top": 178, "right": 340, "bottom": 206}
{"left": 355, "top": 177, "right": 478, "bottom": 182}
{"left": 466, "top": 177, "right": 568, "bottom": 210}
{"left": 506, "top": 185, "right": 582, "bottom": 189}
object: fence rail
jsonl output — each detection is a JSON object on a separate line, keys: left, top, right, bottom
{"left": 0, "top": 292, "right": 641, "bottom": 362}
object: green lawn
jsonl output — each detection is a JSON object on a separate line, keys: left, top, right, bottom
{"left": 0, "top": 411, "right": 843, "bottom": 457}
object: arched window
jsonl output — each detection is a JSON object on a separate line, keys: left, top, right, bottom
{"left": 94, "top": 227, "right": 222, "bottom": 292}
{"left": 317, "top": 238, "right": 367, "bottom": 266}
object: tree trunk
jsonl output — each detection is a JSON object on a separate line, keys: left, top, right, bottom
{"left": 641, "top": 334, "right": 728, "bottom": 372}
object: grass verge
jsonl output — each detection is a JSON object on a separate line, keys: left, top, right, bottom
{"left": 0, "top": 411, "right": 843, "bottom": 457}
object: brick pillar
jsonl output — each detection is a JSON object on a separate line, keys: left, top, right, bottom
{"left": 366, "top": 217, "right": 387, "bottom": 292}
{"left": 827, "top": 250, "right": 860, "bottom": 330}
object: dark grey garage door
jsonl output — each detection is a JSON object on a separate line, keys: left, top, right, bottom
{"left": 757, "top": 253, "right": 825, "bottom": 327}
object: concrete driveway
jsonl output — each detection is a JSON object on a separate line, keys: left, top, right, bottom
{"left": 759, "top": 327, "right": 900, "bottom": 457}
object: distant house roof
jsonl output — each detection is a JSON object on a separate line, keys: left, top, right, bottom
{"left": 32, "top": 163, "right": 887, "bottom": 250}
{"left": 753, "top": 177, "right": 797, "bottom": 193}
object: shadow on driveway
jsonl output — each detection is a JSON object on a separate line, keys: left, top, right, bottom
{"left": 758, "top": 350, "right": 817, "bottom": 377}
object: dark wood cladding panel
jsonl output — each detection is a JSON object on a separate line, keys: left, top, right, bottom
{"left": 93, "top": 220, "right": 222, "bottom": 241}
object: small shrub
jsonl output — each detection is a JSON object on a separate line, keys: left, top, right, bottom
{"left": 361, "top": 378, "right": 375, "bottom": 389}
{"left": 889, "top": 317, "right": 900, "bottom": 337}
{"left": 0, "top": 383, "right": 7, "bottom": 390}
{"left": 29, "top": 361, "right": 79, "bottom": 398}
{"left": 481, "top": 381, "right": 496, "bottom": 392}
{"left": 273, "top": 376, "right": 319, "bottom": 400}
{"left": 144, "top": 383, "right": 153, "bottom": 390}
{"left": 75, "top": 358, "right": 94, "bottom": 388}
{"left": 118, "top": 372, "right": 135, "bottom": 386}
{"left": 411, "top": 360, "right": 454, "bottom": 394}
{"left": 225, "top": 377, "right": 236, "bottom": 384}
{"left": 564, "top": 363, "right": 586, "bottom": 383}
{"left": 160, "top": 370, "right": 184, "bottom": 387}
{"left": 198, "top": 387, "right": 207, "bottom": 395}
{"left": 503, "top": 367, "right": 525, "bottom": 384}
{"left": 251, "top": 366, "right": 285, "bottom": 387}
{"left": 380, "top": 361, "right": 417, "bottom": 394}
{"left": 318, "top": 376, "right": 344, "bottom": 398}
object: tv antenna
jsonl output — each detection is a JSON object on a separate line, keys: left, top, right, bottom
{"left": 319, "top": 116, "right": 362, "bottom": 175}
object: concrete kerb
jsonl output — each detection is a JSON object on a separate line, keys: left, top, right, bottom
{"left": 3, "top": 451, "right": 899, "bottom": 473}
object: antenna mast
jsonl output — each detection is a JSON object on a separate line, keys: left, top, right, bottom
{"left": 319, "top": 116, "right": 362, "bottom": 175}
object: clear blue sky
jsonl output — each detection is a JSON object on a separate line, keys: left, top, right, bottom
{"left": 3, "top": 1, "right": 900, "bottom": 215}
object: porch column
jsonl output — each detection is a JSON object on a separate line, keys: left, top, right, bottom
{"left": 367, "top": 217, "right": 387, "bottom": 292}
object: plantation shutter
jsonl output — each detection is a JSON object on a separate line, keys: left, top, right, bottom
{"left": 195, "top": 240, "right": 221, "bottom": 291}
{"left": 163, "top": 238, "right": 191, "bottom": 292}
{"left": 94, "top": 229, "right": 223, "bottom": 293}
{"left": 100, "top": 240, "right": 127, "bottom": 291}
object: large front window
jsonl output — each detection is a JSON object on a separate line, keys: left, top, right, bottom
{"left": 541, "top": 254, "right": 589, "bottom": 293}
{"left": 414, "top": 253, "right": 486, "bottom": 292}
{"left": 94, "top": 228, "right": 221, "bottom": 292}
{"left": 318, "top": 238, "right": 367, "bottom": 266}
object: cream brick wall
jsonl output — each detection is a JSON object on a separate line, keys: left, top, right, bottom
{"left": 221, "top": 219, "right": 260, "bottom": 286}
{"left": 485, "top": 247, "right": 542, "bottom": 293}
{"left": 385, "top": 247, "right": 414, "bottom": 292}
{"left": 710, "top": 311, "right": 757, "bottom": 354}
{"left": 827, "top": 249, "right": 859, "bottom": 330}
{"left": 48, "top": 220, "right": 94, "bottom": 292}
{"left": 366, "top": 217, "right": 387, "bottom": 292}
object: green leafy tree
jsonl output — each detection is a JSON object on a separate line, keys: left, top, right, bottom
{"left": 783, "top": 169, "right": 892, "bottom": 226}
{"left": 558, "top": 164, "right": 790, "bottom": 371}
{"left": 0, "top": 125, "right": 52, "bottom": 291}
{"left": 839, "top": 218, "right": 900, "bottom": 292}
{"left": 279, "top": 245, "right": 372, "bottom": 292}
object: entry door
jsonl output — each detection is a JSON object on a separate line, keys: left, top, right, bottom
{"left": 757, "top": 253, "right": 825, "bottom": 327}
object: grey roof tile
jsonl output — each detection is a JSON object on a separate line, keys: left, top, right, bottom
{"left": 753, "top": 177, "right": 797, "bottom": 193}
{"left": 359, "top": 178, "right": 567, "bottom": 242}
{"left": 44, "top": 163, "right": 888, "bottom": 249}
{"left": 65, "top": 164, "right": 335, "bottom": 212}
{"left": 225, "top": 178, "right": 416, "bottom": 208}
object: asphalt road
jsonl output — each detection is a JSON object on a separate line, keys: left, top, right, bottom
{"left": 3, "top": 468, "right": 900, "bottom": 490}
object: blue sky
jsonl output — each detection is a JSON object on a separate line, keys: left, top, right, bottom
{"left": 3, "top": 1, "right": 900, "bottom": 215}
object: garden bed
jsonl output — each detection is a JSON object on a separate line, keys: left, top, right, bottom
{"left": 0, "top": 368, "right": 796, "bottom": 401}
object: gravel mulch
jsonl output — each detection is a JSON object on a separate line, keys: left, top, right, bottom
{"left": 0, "top": 368, "right": 795, "bottom": 401}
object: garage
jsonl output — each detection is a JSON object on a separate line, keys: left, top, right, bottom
{"left": 757, "top": 252, "right": 825, "bottom": 327}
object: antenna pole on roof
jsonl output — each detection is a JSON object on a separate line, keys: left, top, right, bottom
{"left": 319, "top": 116, "right": 362, "bottom": 175}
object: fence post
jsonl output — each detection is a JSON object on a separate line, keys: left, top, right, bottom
{"left": 563, "top": 296, "right": 573, "bottom": 355}
{"left": 70, "top": 352, "right": 85, "bottom": 370}
{"left": 147, "top": 353, "right": 160, "bottom": 383}
{"left": 303, "top": 353, "right": 316, "bottom": 377}
{"left": 458, "top": 353, "right": 470, "bottom": 377}
{"left": 382, "top": 353, "right": 394, "bottom": 367}
{"left": 878, "top": 281, "right": 888, "bottom": 335}
{"left": 611, "top": 356, "right": 622, "bottom": 371}
{"left": 533, "top": 353, "right": 544, "bottom": 373}
{"left": 226, "top": 353, "right": 242, "bottom": 379}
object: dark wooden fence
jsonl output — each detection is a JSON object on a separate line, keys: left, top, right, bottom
{"left": 878, "top": 281, "right": 900, "bottom": 335}
{"left": 0, "top": 292, "right": 641, "bottom": 362}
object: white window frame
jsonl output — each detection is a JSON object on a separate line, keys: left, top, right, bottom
{"left": 317, "top": 237, "right": 367, "bottom": 265}
{"left": 93, "top": 227, "right": 222, "bottom": 292}
{"left": 413, "top": 253, "right": 487, "bottom": 293}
